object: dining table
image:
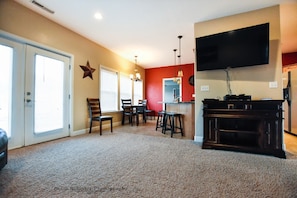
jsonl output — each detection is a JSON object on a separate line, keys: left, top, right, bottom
{"left": 121, "top": 104, "right": 146, "bottom": 126}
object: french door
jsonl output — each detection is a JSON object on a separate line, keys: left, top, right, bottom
{"left": 0, "top": 37, "right": 71, "bottom": 149}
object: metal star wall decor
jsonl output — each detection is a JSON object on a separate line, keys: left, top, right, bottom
{"left": 80, "top": 60, "right": 96, "bottom": 79}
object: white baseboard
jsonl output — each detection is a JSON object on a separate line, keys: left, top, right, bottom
{"left": 70, "top": 129, "right": 87, "bottom": 136}
{"left": 70, "top": 121, "right": 122, "bottom": 137}
{"left": 194, "top": 135, "right": 203, "bottom": 143}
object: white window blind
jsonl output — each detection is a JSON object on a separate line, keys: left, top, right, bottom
{"left": 120, "top": 74, "right": 132, "bottom": 101}
{"left": 100, "top": 68, "right": 118, "bottom": 111}
{"left": 133, "top": 80, "right": 143, "bottom": 105}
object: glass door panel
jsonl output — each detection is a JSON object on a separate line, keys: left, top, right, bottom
{"left": 0, "top": 37, "right": 25, "bottom": 149}
{"left": 34, "top": 55, "right": 64, "bottom": 133}
{"left": 0, "top": 44, "right": 13, "bottom": 137}
{"left": 25, "top": 45, "right": 70, "bottom": 146}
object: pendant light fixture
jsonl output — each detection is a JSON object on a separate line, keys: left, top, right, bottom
{"left": 173, "top": 49, "right": 181, "bottom": 84}
{"left": 130, "top": 55, "right": 141, "bottom": 81}
{"left": 173, "top": 49, "right": 177, "bottom": 65}
{"left": 177, "top": 35, "right": 183, "bottom": 77}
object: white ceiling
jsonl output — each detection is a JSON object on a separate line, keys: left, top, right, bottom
{"left": 15, "top": 0, "right": 297, "bottom": 68}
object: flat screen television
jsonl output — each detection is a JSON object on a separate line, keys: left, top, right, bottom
{"left": 196, "top": 23, "right": 269, "bottom": 71}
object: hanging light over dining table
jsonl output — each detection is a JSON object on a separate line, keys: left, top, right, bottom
{"left": 130, "top": 55, "right": 141, "bottom": 81}
{"left": 177, "top": 35, "right": 183, "bottom": 77}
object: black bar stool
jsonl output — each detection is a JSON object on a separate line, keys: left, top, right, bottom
{"left": 162, "top": 112, "right": 183, "bottom": 138}
{"left": 155, "top": 110, "right": 166, "bottom": 131}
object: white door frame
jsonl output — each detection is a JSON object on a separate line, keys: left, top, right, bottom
{"left": 0, "top": 37, "right": 25, "bottom": 149}
{"left": 24, "top": 45, "right": 71, "bottom": 146}
{"left": 162, "top": 77, "right": 182, "bottom": 109}
{"left": 0, "top": 31, "right": 73, "bottom": 149}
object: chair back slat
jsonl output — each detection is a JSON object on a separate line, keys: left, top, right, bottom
{"left": 86, "top": 97, "right": 113, "bottom": 135}
{"left": 138, "top": 99, "right": 148, "bottom": 110}
{"left": 121, "top": 99, "right": 132, "bottom": 106}
{"left": 87, "top": 98, "right": 102, "bottom": 118}
{"left": 121, "top": 99, "right": 133, "bottom": 113}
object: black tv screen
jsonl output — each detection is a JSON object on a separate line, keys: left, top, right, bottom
{"left": 196, "top": 23, "right": 269, "bottom": 71}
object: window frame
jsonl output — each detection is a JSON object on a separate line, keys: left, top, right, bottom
{"left": 99, "top": 66, "right": 144, "bottom": 112}
{"left": 100, "top": 66, "right": 119, "bottom": 112}
{"left": 120, "top": 72, "right": 133, "bottom": 103}
{"left": 133, "top": 80, "right": 143, "bottom": 105}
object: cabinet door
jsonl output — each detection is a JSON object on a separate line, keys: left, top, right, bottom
{"left": 204, "top": 117, "right": 218, "bottom": 143}
{"left": 263, "top": 120, "right": 282, "bottom": 149}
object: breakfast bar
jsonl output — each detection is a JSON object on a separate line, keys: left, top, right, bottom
{"left": 165, "top": 101, "right": 195, "bottom": 140}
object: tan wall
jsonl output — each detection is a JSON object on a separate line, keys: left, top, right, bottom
{"left": 194, "top": 6, "right": 283, "bottom": 141}
{"left": 0, "top": 0, "right": 145, "bottom": 132}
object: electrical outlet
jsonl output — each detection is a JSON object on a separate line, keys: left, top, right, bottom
{"left": 269, "top": 81, "right": 278, "bottom": 88}
{"left": 201, "top": 85, "right": 209, "bottom": 92}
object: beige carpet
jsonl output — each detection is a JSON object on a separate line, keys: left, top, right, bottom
{"left": 0, "top": 124, "right": 297, "bottom": 197}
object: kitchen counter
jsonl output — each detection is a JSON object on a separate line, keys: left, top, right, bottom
{"left": 165, "top": 102, "right": 195, "bottom": 140}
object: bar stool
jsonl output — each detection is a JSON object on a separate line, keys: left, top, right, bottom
{"left": 155, "top": 110, "right": 166, "bottom": 131}
{"left": 162, "top": 112, "right": 183, "bottom": 138}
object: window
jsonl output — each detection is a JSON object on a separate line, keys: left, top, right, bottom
{"left": 100, "top": 67, "right": 118, "bottom": 111}
{"left": 100, "top": 67, "right": 143, "bottom": 111}
{"left": 133, "top": 80, "right": 143, "bottom": 105}
{"left": 120, "top": 73, "right": 132, "bottom": 101}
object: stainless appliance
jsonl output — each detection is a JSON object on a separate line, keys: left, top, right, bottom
{"left": 283, "top": 71, "right": 297, "bottom": 136}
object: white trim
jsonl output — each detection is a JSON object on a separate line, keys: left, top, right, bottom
{"left": 0, "top": 30, "right": 74, "bottom": 147}
{"left": 162, "top": 77, "right": 182, "bottom": 109}
{"left": 194, "top": 135, "right": 203, "bottom": 143}
{"left": 0, "top": 30, "right": 73, "bottom": 59}
{"left": 70, "top": 129, "right": 87, "bottom": 137}
{"left": 70, "top": 121, "right": 122, "bottom": 136}
{"left": 100, "top": 65, "right": 119, "bottom": 73}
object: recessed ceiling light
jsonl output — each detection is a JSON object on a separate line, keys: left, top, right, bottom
{"left": 94, "top": 12, "right": 103, "bottom": 20}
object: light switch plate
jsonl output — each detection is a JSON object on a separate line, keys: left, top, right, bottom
{"left": 201, "top": 85, "right": 209, "bottom": 92}
{"left": 269, "top": 81, "right": 278, "bottom": 88}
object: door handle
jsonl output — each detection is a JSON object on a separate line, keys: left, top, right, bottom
{"left": 26, "top": 92, "right": 32, "bottom": 103}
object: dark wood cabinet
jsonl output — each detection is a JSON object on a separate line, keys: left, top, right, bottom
{"left": 202, "top": 99, "right": 286, "bottom": 158}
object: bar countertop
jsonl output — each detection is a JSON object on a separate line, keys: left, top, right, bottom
{"left": 165, "top": 102, "right": 195, "bottom": 140}
{"left": 164, "top": 101, "right": 195, "bottom": 104}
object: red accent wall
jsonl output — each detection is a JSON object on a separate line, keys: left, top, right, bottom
{"left": 282, "top": 52, "right": 297, "bottom": 66}
{"left": 145, "top": 63, "right": 194, "bottom": 114}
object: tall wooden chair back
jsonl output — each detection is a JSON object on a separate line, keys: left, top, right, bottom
{"left": 121, "top": 99, "right": 138, "bottom": 125}
{"left": 121, "top": 99, "right": 132, "bottom": 106}
{"left": 87, "top": 98, "right": 113, "bottom": 135}
{"left": 138, "top": 99, "right": 148, "bottom": 109}
{"left": 137, "top": 99, "right": 147, "bottom": 122}
{"left": 139, "top": 99, "right": 155, "bottom": 120}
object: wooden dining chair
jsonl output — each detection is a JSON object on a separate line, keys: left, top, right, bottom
{"left": 87, "top": 98, "right": 113, "bottom": 135}
{"left": 121, "top": 99, "right": 138, "bottom": 126}
{"left": 139, "top": 99, "right": 155, "bottom": 121}
{"left": 137, "top": 99, "right": 147, "bottom": 123}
